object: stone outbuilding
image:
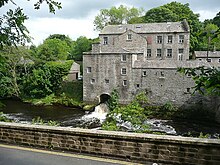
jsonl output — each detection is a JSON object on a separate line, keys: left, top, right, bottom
{"left": 67, "top": 62, "right": 80, "bottom": 81}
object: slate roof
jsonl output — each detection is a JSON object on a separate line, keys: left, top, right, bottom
{"left": 195, "top": 51, "right": 220, "bottom": 58}
{"left": 100, "top": 20, "right": 189, "bottom": 35}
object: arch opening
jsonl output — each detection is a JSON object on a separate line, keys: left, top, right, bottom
{"left": 99, "top": 94, "right": 111, "bottom": 103}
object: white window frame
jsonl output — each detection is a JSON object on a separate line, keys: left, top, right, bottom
{"left": 87, "top": 67, "right": 91, "bottom": 73}
{"left": 90, "top": 78, "right": 95, "bottom": 84}
{"left": 143, "top": 71, "right": 147, "bottom": 76}
{"left": 207, "top": 58, "right": 212, "bottom": 62}
{"left": 179, "top": 35, "right": 184, "bottom": 43}
{"left": 157, "top": 49, "right": 162, "bottom": 57}
{"left": 103, "top": 37, "right": 108, "bottom": 45}
{"left": 147, "top": 49, "right": 151, "bottom": 57}
{"left": 168, "top": 35, "right": 173, "bottom": 43}
{"left": 123, "top": 80, "right": 127, "bottom": 86}
{"left": 157, "top": 36, "right": 162, "bottom": 44}
{"left": 121, "top": 68, "right": 127, "bottom": 75}
{"left": 121, "top": 54, "right": 127, "bottom": 62}
{"left": 127, "top": 34, "right": 132, "bottom": 40}
{"left": 167, "top": 49, "right": 172, "bottom": 58}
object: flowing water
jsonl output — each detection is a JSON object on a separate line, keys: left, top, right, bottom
{"left": 1, "top": 100, "right": 220, "bottom": 138}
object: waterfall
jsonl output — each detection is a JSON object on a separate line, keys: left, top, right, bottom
{"left": 82, "top": 103, "right": 109, "bottom": 123}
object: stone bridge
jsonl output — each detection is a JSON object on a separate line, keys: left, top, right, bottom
{"left": 0, "top": 122, "right": 220, "bottom": 165}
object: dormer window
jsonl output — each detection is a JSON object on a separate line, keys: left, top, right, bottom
{"left": 127, "top": 34, "right": 132, "bottom": 40}
{"left": 121, "top": 54, "right": 127, "bottom": 62}
{"left": 103, "top": 37, "right": 108, "bottom": 45}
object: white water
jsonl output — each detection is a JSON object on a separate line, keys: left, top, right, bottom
{"left": 81, "top": 103, "right": 109, "bottom": 123}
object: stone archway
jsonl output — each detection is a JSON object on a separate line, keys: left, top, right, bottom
{"left": 99, "top": 94, "right": 111, "bottom": 103}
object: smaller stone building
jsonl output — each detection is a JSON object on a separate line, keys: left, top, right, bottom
{"left": 67, "top": 62, "right": 80, "bottom": 81}
{"left": 194, "top": 51, "right": 220, "bottom": 64}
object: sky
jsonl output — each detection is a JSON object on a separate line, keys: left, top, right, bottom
{"left": 1, "top": 0, "right": 220, "bottom": 46}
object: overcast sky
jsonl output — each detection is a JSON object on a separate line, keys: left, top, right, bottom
{"left": 1, "top": 0, "right": 220, "bottom": 45}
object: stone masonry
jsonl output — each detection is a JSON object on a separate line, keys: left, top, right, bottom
{"left": 1, "top": 122, "right": 220, "bottom": 165}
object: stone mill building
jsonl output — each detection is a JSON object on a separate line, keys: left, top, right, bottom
{"left": 83, "top": 20, "right": 219, "bottom": 108}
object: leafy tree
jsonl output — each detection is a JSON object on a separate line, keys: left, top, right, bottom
{"left": 178, "top": 67, "right": 220, "bottom": 96}
{"left": 94, "top": 5, "right": 144, "bottom": 31}
{"left": 212, "top": 12, "right": 220, "bottom": 27}
{"left": 197, "top": 23, "right": 220, "bottom": 51}
{"left": 70, "top": 36, "right": 92, "bottom": 61}
{"left": 22, "top": 60, "right": 72, "bottom": 98}
{"left": 144, "top": 2, "right": 201, "bottom": 51}
{"left": 0, "top": 46, "right": 31, "bottom": 98}
{"left": 36, "top": 38, "right": 70, "bottom": 61}
{"left": 0, "top": 0, "right": 61, "bottom": 48}
{"left": 46, "top": 34, "right": 73, "bottom": 48}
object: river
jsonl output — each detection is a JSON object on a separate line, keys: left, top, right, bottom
{"left": 1, "top": 100, "right": 220, "bottom": 138}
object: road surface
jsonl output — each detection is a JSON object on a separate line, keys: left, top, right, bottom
{"left": 0, "top": 144, "right": 144, "bottom": 165}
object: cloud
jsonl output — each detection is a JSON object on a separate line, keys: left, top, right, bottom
{"left": 25, "top": 13, "right": 99, "bottom": 45}
{"left": 1, "top": 0, "right": 219, "bottom": 45}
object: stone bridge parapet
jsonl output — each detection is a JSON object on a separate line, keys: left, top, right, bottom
{"left": 0, "top": 122, "right": 220, "bottom": 165}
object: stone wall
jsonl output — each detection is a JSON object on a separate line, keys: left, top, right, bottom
{"left": 1, "top": 122, "right": 220, "bottom": 165}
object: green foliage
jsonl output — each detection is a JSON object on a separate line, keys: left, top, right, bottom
{"left": 178, "top": 67, "right": 220, "bottom": 96}
{"left": 69, "top": 36, "right": 92, "bottom": 61}
{"left": 21, "top": 60, "right": 72, "bottom": 98}
{"left": 22, "top": 67, "right": 53, "bottom": 98}
{"left": 94, "top": 5, "right": 144, "bottom": 31}
{"left": 36, "top": 38, "right": 70, "bottom": 61}
{"left": 106, "top": 89, "right": 119, "bottom": 112}
{"left": 32, "top": 116, "right": 60, "bottom": 126}
{"left": 103, "top": 91, "right": 149, "bottom": 132}
{"left": 0, "top": 46, "right": 31, "bottom": 98}
{"left": 0, "top": 0, "right": 61, "bottom": 49}
{"left": 0, "top": 112, "right": 11, "bottom": 122}
{"left": 199, "top": 132, "right": 211, "bottom": 139}
{"left": 144, "top": 2, "right": 201, "bottom": 51}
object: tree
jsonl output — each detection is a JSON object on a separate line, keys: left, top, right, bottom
{"left": 143, "top": 2, "right": 201, "bottom": 52}
{"left": 178, "top": 67, "right": 220, "bottom": 96}
{"left": 36, "top": 38, "right": 70, "bottom": 61}
{"left": 212, "top": 12, "right": 220, "bottom": 27}
{"left": 0, "top": 46, "right": 31, "bottom": 97}
{"left": 70, "top": 36, "right": 93, "bottom": 61}
{"left": 46, "top": 34, "right": 73, "bottom": 48}
{"left": 94, "top": 5, "right": 144, "bottom": 31}
{"left": 0, "top": 0, "right": 61, "bottom": 48}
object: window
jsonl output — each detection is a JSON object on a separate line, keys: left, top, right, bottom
{"left": 87, "top": 67, "right": 91, "bottom": 73}
{"left": 219, "top": 59, "right": 220, "bottom": 63}
{"left": 143, "top": 71, "right": 147, "bottom": 76}
{"left": 179, "top": 48, "right": 184, "bottom": 54}
{"left": 161, "top": 71, "right": 164, "bottom": 77}
{"left": 179, "top": 35, "right": 184, "bottom": 43}
{"left": 127, "top": 34, "right": 132, "bottom": 40}
{"left": 136, "top": 84, "right": 140, "bottom": 88}
{"left": 168, "top": 35, "right": 172, "bottom": 43}
{"left": 103, "top": 37, "right": 108, "bottom": 45}
{"left": 121, "top": 54, "right": 127, "bottom": 62}
{"left": 207, "top": 58, "right": 212, "bottom": 62}
{"left": 157, "top": 49, "right": 162, "bottom": 57}
{"left": 147, "top": 49, "right": 151, "bottom": 57}
{"left": 167, "top": 49, "right": 172, "bottom": 58}
{"left": 123, "top": 80, "right": 127, "bottom": 86}
{"left": 121, "top": 68, "right": 127, "bottom": 75}
{"left": 157, "top": 36, "right": 162, "bottom": 43}
{"left": 186, "top": 88, "right": 190, "bottom": 93}
{"left": 90, "top": 78, "right": 95, "bottom": 84}
{"left": 105, "top": 79, "right": 109, "bottom": 84}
